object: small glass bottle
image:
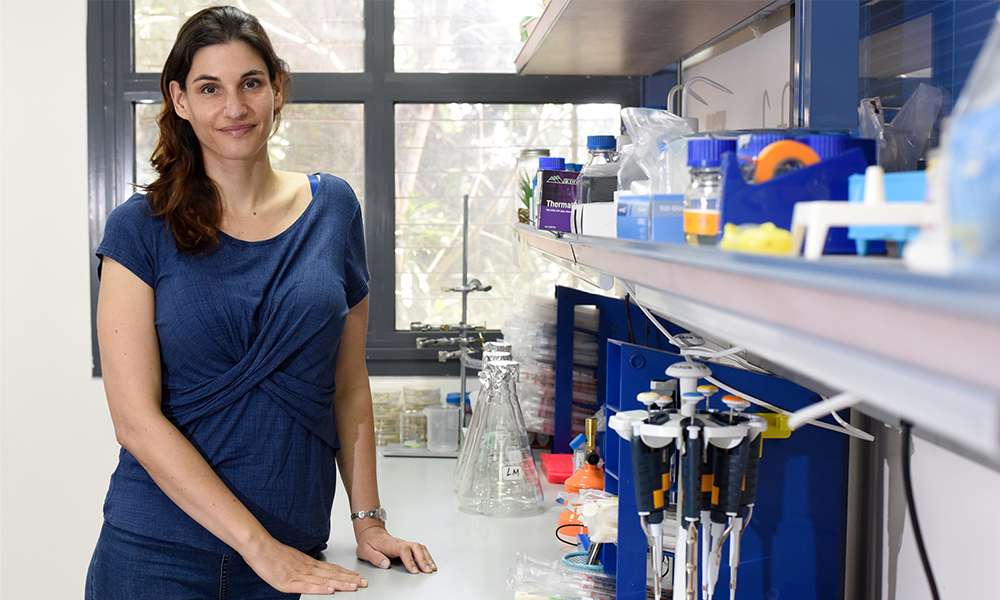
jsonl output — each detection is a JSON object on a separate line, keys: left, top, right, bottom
{"left": 683, "top": 138, "right": 736, "bottom": 246}
{"left": 577, "top": 135, "right": 620, "bottom": 204}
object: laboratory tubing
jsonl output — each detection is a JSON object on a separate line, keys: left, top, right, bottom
{"left": 683, "top": 138, "right": 736, "bottom": 246}
{"left": 577, "top": 135, "right": 621, "bottom": 204}
{"left": 455, "top": 360, "right": 544, "bottom": 517}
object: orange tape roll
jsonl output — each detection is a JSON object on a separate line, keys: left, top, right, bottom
{"left": 754, "top": 139, "right": 821, "bottom": 183}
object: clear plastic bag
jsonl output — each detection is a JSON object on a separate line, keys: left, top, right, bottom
{"left": 859, "top": 83, "right": 944, "bottom": 172}
{"left": 619, "top": 107, "right": 696, "bottom": 194}
{"left": 943, "top": 7, "right": 1000, "bottom": 277}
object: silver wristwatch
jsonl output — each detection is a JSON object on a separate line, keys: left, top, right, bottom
{"left": 350, "top": 506, "right": 387, "bottom": 523}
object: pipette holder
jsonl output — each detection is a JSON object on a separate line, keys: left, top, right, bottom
{"left": 719, "top": 142, "right": 875, "bottom": 254}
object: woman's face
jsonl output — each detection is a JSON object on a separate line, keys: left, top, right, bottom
{"left": 169, "top": 41, "right": 282, "bottom": 168}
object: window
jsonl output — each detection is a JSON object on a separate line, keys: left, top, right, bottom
{"left": 134, "top": 0, "right": 365, "bottom": 73}
{"left": 394, "top": 0, "right": 539, "bottom": 73}
{"left": 88, "top": 0, "right": 639, "bottom": 376}
{"left": 859, "top": 0, "right": 1000, "bottom": 146}
{"left": 394, "top": 102, "right": 620, "bottom": 330}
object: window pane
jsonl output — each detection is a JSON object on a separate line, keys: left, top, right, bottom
{"left": 395, "top": 103, "right": 621, "bottom": 330}
{"left": 135, "top": 0, "right": 364, "bottom": 73}
{"left": 859, "top": 0, "right": 1000, "bottom": 144}
{"left": 135, "top": 103, "right": 365, "bottom": 203}
{"left": 394, "top": 0, "right": 541, "bottom": 73}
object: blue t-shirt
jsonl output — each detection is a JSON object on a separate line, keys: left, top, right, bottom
{"left": 96, "top": 174, "right": 370, "bottom": 554}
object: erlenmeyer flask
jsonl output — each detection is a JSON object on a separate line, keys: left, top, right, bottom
{"left": 456, "top": 360, "right": 544, "bottom": 517}
{"left": 453, "top": 349, "right": 511, "bottom": 490}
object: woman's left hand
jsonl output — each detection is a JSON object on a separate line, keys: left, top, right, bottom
{"left": 356, "top": 526, "right": 437, "bottom": 574}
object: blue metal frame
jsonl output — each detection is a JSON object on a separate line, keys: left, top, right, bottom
{"left": 552, "top": 286, "right": 684, "bottom": 452}
{"left": 794, "top": 0, "right": 860, "bottom": 128}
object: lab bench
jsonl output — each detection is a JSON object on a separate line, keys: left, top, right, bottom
{"left": 318, "top": 451, "right": 566, "bottom": 599}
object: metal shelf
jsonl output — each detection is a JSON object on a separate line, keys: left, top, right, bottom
{"left": 515, "top": 0, "right": 781, "bottom": 76}
{"left": 515, "top": 224, "right": 1000, "bottom": 464}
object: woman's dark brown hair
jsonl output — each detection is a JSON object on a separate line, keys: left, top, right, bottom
{"left": 144, "top": 6, "right": 292, "bottom": 253}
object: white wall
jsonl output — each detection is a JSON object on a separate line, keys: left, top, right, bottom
{"left": 680, "top": 7, "right": 792, "bottom": 132}
{"left": 1, "top": 1, "right": 120, "bottom": 598}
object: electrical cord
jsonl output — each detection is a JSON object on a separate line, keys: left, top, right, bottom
{"left": 555, "top": 523, "right": 582, "bottom": 546}
{"left": 617, "top": 278, "right": 873, "bottom": 440}
{"left": 625, "top": 293, "right": 636, "bottom": 344}
{"left": 900, "top": 420, "right": 941, "bottom": 600}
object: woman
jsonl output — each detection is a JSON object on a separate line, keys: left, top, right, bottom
{"left": 87, "top": 6, "right": 434, "bottom": 598}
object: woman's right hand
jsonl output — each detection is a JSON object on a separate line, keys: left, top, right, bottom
{"left": 243, "top": 536, "right": 368, "bottom": 594}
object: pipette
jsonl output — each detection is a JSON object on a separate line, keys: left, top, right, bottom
{"left": 632, "top": 391, "right": 675, "bottom": 600}
{"left": 728, "top": 430, "right": 762, "bottom": 600}
{"left": 696, "top": 384, "right": 717, "bottom": 600}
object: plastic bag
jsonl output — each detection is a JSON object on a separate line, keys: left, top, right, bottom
{"left": 859, "top": 83, "right": 944, "bottom": 172}
{"left": 619, "top": 107, "right": 696, "bottom": 194}
{"left": 943, "top": 7, "right": 1000, "bottom": 277}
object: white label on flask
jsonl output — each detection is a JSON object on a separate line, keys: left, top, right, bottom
{"left": 502, "top": 465, "right": 524, "bottom": 481}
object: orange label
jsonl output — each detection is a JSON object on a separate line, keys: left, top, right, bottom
{"left": 684, "top": 210, "right": 720, "bottom": 236}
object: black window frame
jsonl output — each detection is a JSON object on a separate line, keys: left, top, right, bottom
{"left": 87, "top": 0, "right": 640, "bottom": 377}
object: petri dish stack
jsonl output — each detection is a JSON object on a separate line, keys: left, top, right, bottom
{"left": 371, "top": 390, "right": 401, "bottom": 446}
{"left": 401, "top": 386, "right": 441, "bottom": 448}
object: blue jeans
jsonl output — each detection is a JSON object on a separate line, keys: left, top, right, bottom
{"left": 86, "top": 522, "right": 301, "bottom": 600}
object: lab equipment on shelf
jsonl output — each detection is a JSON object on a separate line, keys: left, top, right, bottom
{"left": 455, "top": 360, "right": 545, "bottom": 517}
{"left": 608, "top": 359, "right": 768, "bottom": 600}
{"left": 684, "top": 138, "right": 736, "bottom": 246}
{"left": 577, "top": 135, "right": 621, "bottom": 205}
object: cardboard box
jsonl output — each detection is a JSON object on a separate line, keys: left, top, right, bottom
{"left": 616, "top": 194, "right": 650, "bottom": 240}
{"left": 649, "top": 194, "right": 686, "bottom": 244}
{"left": 536, "top": 169, "right": 580, "bottom": 232}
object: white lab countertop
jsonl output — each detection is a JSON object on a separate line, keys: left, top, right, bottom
{"left": 316, "top": 450, "right": 567, "bottom": 599}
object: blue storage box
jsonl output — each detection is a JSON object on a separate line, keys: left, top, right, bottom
{"left": 847, "top": 171, "right": 926, "bottom": 256}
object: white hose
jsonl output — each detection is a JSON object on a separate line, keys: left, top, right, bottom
{"left": 619, "top": 278, "right": 873, "bottom": 441}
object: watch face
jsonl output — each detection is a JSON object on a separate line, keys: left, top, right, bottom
{"left": 376, "top": 507, "right": 387, "bottom": 522}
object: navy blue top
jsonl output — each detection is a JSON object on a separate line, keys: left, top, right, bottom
{"left": 96, "top": 174, "right": 369, "bottom": 554}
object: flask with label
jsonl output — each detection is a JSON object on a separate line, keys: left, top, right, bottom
{"left": 683, "top": 138, "right": 736, "bottom": 246}
{"left": 455, "top": 360, "right": 544, "bottom": 517}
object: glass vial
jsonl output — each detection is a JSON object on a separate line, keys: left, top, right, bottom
{"left": 683, "top": 138, "right": 736, "bottom": 246}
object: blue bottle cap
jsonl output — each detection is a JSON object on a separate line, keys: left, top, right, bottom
{"left": 798, "top": 134, "right": 851, "bottom": 161}
{"left": 737, "top": 133, "right": 792, "bottom": 162}
{"left": 587, "top": 135, "right": 618, "bottom": 150}
{"left": 538, "top": 157, "right": 566, "bottom": 171}
{"left": 687, "top": 138, "right": 737, "bottom": 168}
{"left": 564, "top": 163, "right": 583, "bottom": 172}
{"left": 446, "top": 392, "right": 468, "bottom": 404}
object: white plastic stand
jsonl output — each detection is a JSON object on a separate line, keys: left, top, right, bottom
{"left": 789, "top": 165, "right": 927, "bottom": 260}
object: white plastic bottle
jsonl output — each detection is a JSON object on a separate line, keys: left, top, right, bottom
{"left": 683, "top": 138, "right": 736, "bottom": 246}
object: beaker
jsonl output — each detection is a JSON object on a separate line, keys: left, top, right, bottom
{"left": 424, "top": 405, "right": 460, "bottom": 452}
{"left": 456, "top": 360, "right": 544, "bottom": 517}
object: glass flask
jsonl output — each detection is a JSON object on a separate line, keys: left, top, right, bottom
{"left": 453, "top": 349, "right": 513, "bottom": 490}
{"left": 455, "top": 360, "right": 544, "bottom": 517}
